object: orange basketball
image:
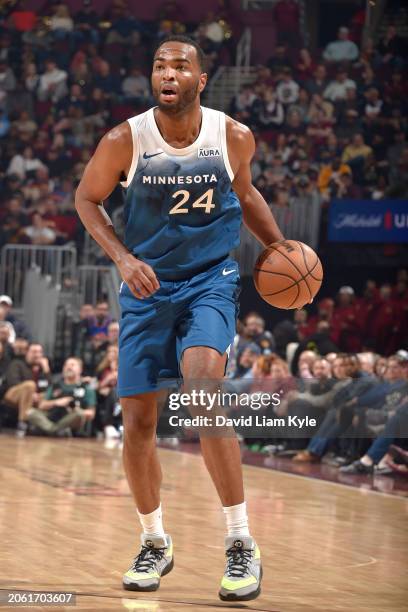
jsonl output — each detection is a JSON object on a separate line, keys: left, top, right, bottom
{"left": 253, "top": 240, "right": 323, "bottom": 309}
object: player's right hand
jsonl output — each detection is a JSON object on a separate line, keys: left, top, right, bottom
{"left": 118, "top": 253, "right": 160, "bottom": 299}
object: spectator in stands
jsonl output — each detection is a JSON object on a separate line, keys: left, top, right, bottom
{"left": 306, "top": 93, "right": 334, "bottom": 132}
{"left": 96, "top": 345, "right": 121, "bottom": 438}
{"left": 368, "top": 284, "right": 403, "bottom": 355}
{"left": 323, "top": 26, "right": 359, "bottom": 63}
{"left": 280, "top": 357, "right": 341, "bottom": 448}
{"left": 24, "top": 62, "right": 40, "bottom": 94}
{"left": 292, "top": 322, "right": 338, "bottom": 375}
{"left": 273, "top": 308, "right": 310, "bottom": 359}
{"left": 344, "top": 397, "right": 408, "bottom": 475}
{"left": 0, "top": 295, "right": 30, "bottom": 340}
{"left": 357, "top": 351, "right": 377, "bottom": 376}
{"left": 305, "top": 64, "right": 328, "bottom": 97}
{"left": 12, "top": 337, "right": 29, "bottom": 358}
{"left": 253, "top": 87, "right": 284, "bottom": 128}
{"left": 105, "top": 1, "right": 141, "bottom": 46}
{"left": 293, "top": 354, "right": 375, "bottom": 462}
{"left": 106, "top": 321, "right": 119, "bottom": 346}
{"left": 50, "top": 3, "right": 74, "bottom": 40}
{"left": 363, "top": 87, "right": 383, "bottom": 120}
{"left": 238, "top": 312, "right": 275, "bottom": 355}
{"left": 295, "top": 48, "right": 315, "bottom": 82}
{"left": 3, "top": 343, "right": 51, "bottom": 436}
{"left": 21, "top": 212, "right": 57, "bottom": 245}
{"left": 276, "top": 67, "right": 300, "bottom": 106}
{"left": 342, "top": 133, "right": 373, "bottom": 184}
{"left": 12, "top": 110, "right": 37, "bottom": 138}
{"left": 72, "top": 303, "right": 94, "bottom": 356}
{"left": 341, "top": 357, "right": 408, "bottom": 474}
{"left": 317, "top": 157, "right": 351, "bottom": 199}
{"left": 231, "top": 343, "right": 262, "bottom": 379}
{"left": 0, "top": 197, "right": 29, "bottom": 246}
{"left": 230, "top": 84, "right": 258, "bottom": 123}
{"left": 28, "top": 357, "right": 96, "bottom": 436}
{"left": 330, "top": 286, "right": 362, "bottom": 353}
{"left": 377, "top": 25, "right": 405, "bottom": 67}
{"left": 86, "top": 300, "right": 112, "bottom": 337}
{"left": 323, "top": 69, "right": 356, "bottom": 102}
{"left": 387, "top": 131, "right": 406, "bottom": 169}
{"left": 38, "top": 59, "right": 68, "bottom": 103}
{"left": 296, "top": 349, "right": 317, "bottom": 379}
{"left": 7, "top": 146, "right": 46, "bottom": 180}
{"left": 329, "top": 170, "right": 363, "bottom": 199}
{"left": 122, "top": 67, "right": 150, "bottom": 103}
{"left": 0, "top": 318, "right": 15, "bottom": 358}
{"left": 0, "top": 340, "right": 11, "bottom": 404}
{"left": 74, "top": 0, "right": 100, "bottom": 44}
{"left": 0, "top": 60, "right": 16, "bottom": 109}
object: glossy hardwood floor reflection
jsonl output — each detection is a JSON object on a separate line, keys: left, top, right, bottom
{"left": 0, "top": 435, "right": 407, "bottom": 612}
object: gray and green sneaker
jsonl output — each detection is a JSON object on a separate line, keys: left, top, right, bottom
{"left": 219, "top": 536, "right": 262, "bottom": 601}
{"left": 123, "top": 534, "right": 173, "bottom": 591}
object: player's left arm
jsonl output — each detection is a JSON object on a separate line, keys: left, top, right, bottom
{"left": 226, "top": 117, "right": 284, "bottom": 245}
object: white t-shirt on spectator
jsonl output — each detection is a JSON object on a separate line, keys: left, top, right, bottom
{"left": 50, "top": 16, "right": 74, "bottom": 31}
{"left": 323, "top": 79, "right": 356, "bottom": 102}
{"left": 38, "top": 68, "right": 68, "bottom": 95}
{"left": 365, "top": 100, "right": 383, "bottom": 116}
{"left": 276, "top": 80, "right": 300, "bottom": 105}
{"left": 7, "top": 154, "right": 45, "bottom": 179}
{"left": 122, "top": 74, "right": 149, "bottom": 98}
{"left": 24, "top": 226, "right": 56, "bottom": 243}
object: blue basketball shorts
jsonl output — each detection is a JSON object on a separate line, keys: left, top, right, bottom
{"left": 117, "top": 257, "right": 241, "bottom": 397}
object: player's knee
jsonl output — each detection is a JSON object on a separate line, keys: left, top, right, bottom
{"left": 122, "top": 398, "right": 157, "bottom": 440}
{"left": 182, "top": 347, "right": 227, "bottom": 379}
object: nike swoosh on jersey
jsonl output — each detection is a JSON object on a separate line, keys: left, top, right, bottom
{"left": 222, "top": 268, "right": 236, "bottom": 276}
{"left": 143, "top": 151, "right": 163, "bottom": 160}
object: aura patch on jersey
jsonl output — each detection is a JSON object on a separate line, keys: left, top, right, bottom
{"left": 198, "top": 147, "right": 221, "bottom": 158}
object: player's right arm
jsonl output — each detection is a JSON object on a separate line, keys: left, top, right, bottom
{"left": 75, "top": 123, "right": 160, "bottom": 298}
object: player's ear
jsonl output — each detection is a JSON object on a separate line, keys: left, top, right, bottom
{"left": 198, "top": 72, "right": 208, "bottom": 93}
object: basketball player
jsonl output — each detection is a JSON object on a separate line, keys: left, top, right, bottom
{"left": 76, "top": 35, "right": 284, "bottom": 601}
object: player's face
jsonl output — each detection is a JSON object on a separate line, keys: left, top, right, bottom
{"left": 152, "top": 42, "right": 207, "bottom": 114}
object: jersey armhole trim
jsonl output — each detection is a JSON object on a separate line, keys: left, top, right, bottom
{"left": 220, "top": 112, "right": 234, "bottom": 183}
{"left": 120, "top": 118, "right": 139, "bottom": 188}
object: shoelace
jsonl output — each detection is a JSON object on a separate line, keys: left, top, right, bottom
{"left": 225, "top": 546, "right": 253, "bottom": 578}
{"left": 131, "top": 545, "right": 166, "bottom": 573}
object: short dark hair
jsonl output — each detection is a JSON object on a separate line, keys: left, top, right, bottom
{"left": 153, "top": 35, "right": 206, "bottom": 71}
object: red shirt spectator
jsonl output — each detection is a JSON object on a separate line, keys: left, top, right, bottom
{"left": 330, "top": 287, "right": 362, "bottom": 353}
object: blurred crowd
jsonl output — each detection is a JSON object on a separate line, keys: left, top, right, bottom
{"left": 0, "top": 295, "right": 121, "bottom": 439}
{"left": 0, "top": 2, "right": 406, "bottom": 253}
{"left": 230, "top": 20, "right": 408, "bottom": 205}
{"left": 0, "top": 0, "right": 232, "bottom": 250}
{"left": 1, "top": 268, "right": 407, "bottom": 478}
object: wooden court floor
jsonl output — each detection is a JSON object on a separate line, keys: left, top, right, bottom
{"left": 0, "top": 435, "right": 407, "bottom": 612}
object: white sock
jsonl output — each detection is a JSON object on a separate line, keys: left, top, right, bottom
{"left": 361, "top": 455, "right": 373, "bottom": 467}
{"left": 223, "top": 501, "right": 250, "bottom": 537}
{"left": 377, "top": 455, "right": 389, "bottom": 469}
{"left": 137, "top": 504, "right": 165, "bottom": 537}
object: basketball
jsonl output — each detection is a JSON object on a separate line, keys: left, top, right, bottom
{"left": 253, "top": 240, "right": 323, "bottom": 309}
